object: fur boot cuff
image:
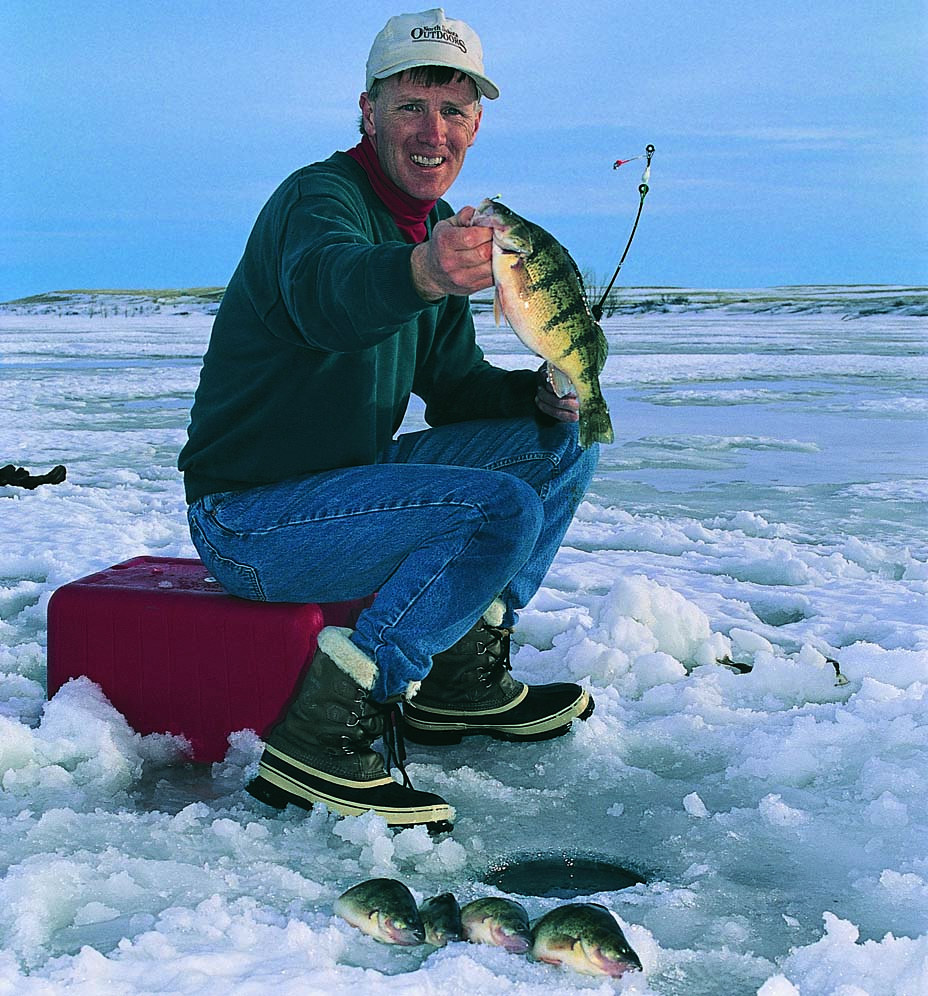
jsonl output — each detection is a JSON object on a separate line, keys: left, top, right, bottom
{"left": 318, "top": 627, "right": 420, "bottom": 702}
{"left": 483, "top": 598, "right": 507, "bottom": 628}
{"left": 317, "top": 627, "right": 378, "bottom": 692}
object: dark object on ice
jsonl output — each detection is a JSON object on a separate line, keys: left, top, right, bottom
{"left": 0, "top": 464, "right": 67, "bottom": 489}
{"left": 531, "top": 902, "right": 642, "bottom": 977}
{"left": 716, "top": 655, "right": 753, "bottom": 674}
{"left": 717, "top": 653, "right": 849, "bottom": 686}
{"left": 419, "top": 892, "right": 464, "bottom": 946}
{"left": 827, "top": 656, "right": 850, "bottom": 686}
{"left": 484, "top": 851, "right": 646, "bottom": 899}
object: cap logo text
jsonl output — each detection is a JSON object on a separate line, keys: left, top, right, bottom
{"left": 410, "top": 24, "right": 468, "bottom": 53}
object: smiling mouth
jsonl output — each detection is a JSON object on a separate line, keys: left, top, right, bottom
{"left": 411, "top": 154, "right": 446, "bottom": 168}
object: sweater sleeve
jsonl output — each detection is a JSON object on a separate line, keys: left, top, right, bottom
{"left": 271, "top": 163, "right": 539, "bottom": 421}
{"left": 241, "top": 161, "right": 435, "bottom": 353}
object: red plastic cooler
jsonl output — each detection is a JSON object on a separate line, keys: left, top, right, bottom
{"left": 46, "top": 556, "right": 373, "bottom": 762}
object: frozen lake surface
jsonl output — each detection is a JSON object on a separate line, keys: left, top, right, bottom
{"left": 0, "top": 289, "right": 926, "bottom": 994}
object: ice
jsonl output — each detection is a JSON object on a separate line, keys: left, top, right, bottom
{"left": 0, "top": 291, "right": 925, "bottom": 993}
{"left": 774, "top": 914, "right": 928, "bottom": 996}
{"left": 683, "top": 793, "right": 709, "bottom": 818}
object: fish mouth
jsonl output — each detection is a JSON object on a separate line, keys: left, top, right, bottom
{"left": 411, "top": 153, "right": 446, "bottom": 168}
{"left": 484, "top": 228, "right": 530, "bottom": 255}
{"left": 385, "top": 923, "right": 425, "bottom": 946}
{"left": 587, "top": 941, "right": 642, "bottom": 976}
{"left": 492, "top": 927, "right": 530, "bottom": 954}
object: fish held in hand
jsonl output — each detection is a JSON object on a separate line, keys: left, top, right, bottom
{"left": 334, "top": 878, "right": 425, "bottom": 946}
{"left": 419, "top": 892, "right": 464, "bottom": 946}
{"left": 472, "top": 197, "right": 614, "bottom": 449}
{"left": 460, "top": 896, "right": 532, "bottom": 954}
{"left": 530, "top": 902, "right": 642, "bottom": 977}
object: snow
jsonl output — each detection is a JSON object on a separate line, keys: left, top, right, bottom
{"left": 0, "top": 290, "right": 925, "bottom": 994}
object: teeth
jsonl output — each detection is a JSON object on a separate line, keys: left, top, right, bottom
{"left": 411, "top": 155, "right": 444, "bottom": 167}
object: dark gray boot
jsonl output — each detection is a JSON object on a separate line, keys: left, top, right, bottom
{"left": 247, "top": 626, "right": 454, "bottom": 831}
{"left": 403, "top": 601, "right": 594, "bottom": 745}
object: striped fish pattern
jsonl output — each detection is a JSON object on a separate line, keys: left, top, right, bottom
{"left": 472, "top": 197, "right": 614, "bottom": 448}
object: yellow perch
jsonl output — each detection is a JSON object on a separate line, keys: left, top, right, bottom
{"left": 472, "top": 197, "right": 614, "bottom": 448}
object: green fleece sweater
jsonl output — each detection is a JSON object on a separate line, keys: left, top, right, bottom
{"left": 178, "top": 152, "right": 539, "bottom": 502}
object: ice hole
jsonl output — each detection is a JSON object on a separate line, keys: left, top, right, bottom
{"left": 482, "top": 851, "right": 647, "bottom": 898}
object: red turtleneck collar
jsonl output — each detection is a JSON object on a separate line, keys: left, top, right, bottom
{"left": 345, "top": 135, "right": 437, "bottom": 244}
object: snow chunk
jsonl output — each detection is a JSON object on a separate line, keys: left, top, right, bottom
{"left": 577, "top": 575, "right": 730, "bottom": 694}
{"left": 759, "top": 793, "right": 809, "bottom": 827}
{"left": 1, "top": 677, "right": 147, "bottom": 811}
{"left": 598, "top": 575, "right": 714, "bottom": 664}
{"left": 758, "top": 978, "right": 801, "bottom": 996}
{"left": 775, "top": 912, "right": 928, "bottom": 995}
{"left": 684, "top": 792, "right": 710, "bottom": 818}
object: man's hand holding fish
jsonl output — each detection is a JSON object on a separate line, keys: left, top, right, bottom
{"left": 534, "top": 367, "right": 581, "bottom": 423}
{"left": 411, "top": 206, "right": 494, "bottom": 301}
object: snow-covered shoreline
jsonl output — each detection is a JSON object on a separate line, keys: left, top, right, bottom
{"left": 3, "top": 285, "right": 926, "bottom": 319}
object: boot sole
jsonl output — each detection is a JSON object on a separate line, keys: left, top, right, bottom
{"left": 404, "top": 693, "right": 595, "bottom": 746}
{"left": 247, "top": 748, "right": 455, "bottom": 833}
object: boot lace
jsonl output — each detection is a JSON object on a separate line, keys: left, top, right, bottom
{"left": 339, "top": 687, "right": 384, "bottom": 755}
{"left": 381, "top": 703, "right": 414, "bottom": 789}
{"left": 340, "top": 689, "right": 414, "bottom": 789}
{"left": 475, "top": 624, "right": 513, "bottom": 687}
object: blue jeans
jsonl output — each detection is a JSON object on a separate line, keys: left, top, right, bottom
{"left": 187, "top": 417, "right": 598, "bottom": 702}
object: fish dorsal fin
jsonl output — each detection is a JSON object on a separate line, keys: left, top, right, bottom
{"left": 493, "top": 286, "right": 503, "bottom": 326}
{"left": 561, "top": 243, "right": 603, "bottom": 325}
{"left": 592, "top": 323, "right": 608, "bottom": 375}
{"left": 562, "top": 244, "right": 586, "bottom": 289}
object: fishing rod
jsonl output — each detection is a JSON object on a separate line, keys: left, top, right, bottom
{"left": 592, "top": 143, "right": 655, "bottom": 321}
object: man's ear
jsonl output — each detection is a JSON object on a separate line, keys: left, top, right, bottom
{"left": 359, "top": 93, "right": 376, "bottom": 139}
{"left": 468, "top": 104, "right": 483, "bottom": 147}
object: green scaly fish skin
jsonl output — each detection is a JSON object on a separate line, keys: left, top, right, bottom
{"left": 472, "top": 198, "right": 614, "bottom": 449}
{"left": 333, "top": 878, "right": 425, "bottom": 946}
{"left": 460, "top": 896, "right": 532, "bottom": 953}
{"left": 530, "top": 902, "right": 642, "bottom": 977}
{"left": 419, "top": 892, "right": 464, "bottom": 946}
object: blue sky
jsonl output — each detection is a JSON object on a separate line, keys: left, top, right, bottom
{"left": 3, "top": 0, "right": 926, "bottom": 300}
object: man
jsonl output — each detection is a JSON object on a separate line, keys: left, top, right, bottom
{"left": 178, "top": 9, "right": 598, "bottom": 832}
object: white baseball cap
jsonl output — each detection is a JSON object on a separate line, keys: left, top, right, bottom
{"left": 366, "top": 8, "right": 499, "bottom": 100}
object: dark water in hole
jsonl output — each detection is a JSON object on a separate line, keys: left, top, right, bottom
{"left": 483, "top": 852, "right": 647, "bottom": 899}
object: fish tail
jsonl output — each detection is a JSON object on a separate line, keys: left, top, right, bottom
{"left": 579, "top": 400, "right": 614, "bottom": 448}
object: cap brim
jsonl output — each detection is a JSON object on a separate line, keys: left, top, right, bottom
{"left": 369, "top": 60, "right": 499, "bottom": 100}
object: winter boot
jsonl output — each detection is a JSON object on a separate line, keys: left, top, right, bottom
{"left": 402, "top": 601, "right": 594, "bottom": 745}
{"left": 246, "top": 626, "right": 454, "bottom": 832}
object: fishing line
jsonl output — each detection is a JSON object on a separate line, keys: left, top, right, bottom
{"left": 592, "top": 144, "right": 654, "bottom": 321}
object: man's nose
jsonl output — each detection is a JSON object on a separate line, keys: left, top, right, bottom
{"left": 418, "top": 111, "right": 446, "bottom": 145}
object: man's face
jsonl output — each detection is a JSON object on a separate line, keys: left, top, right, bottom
{"left": 359, "top": 72, "right": 482, "bottom": 201}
